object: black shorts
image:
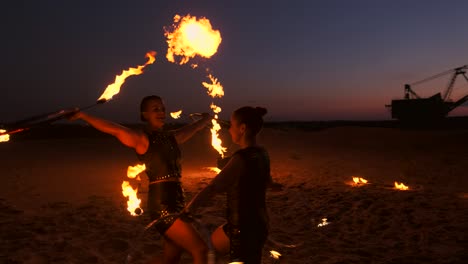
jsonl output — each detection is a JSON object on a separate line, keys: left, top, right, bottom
{"left": 223, "top": 222, "right": 268, "bottom": 264}
{"left": 147, "top": 181, "right": 185, "bottom": 234}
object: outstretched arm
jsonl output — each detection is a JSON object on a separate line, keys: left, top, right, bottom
{"left": 70, "top": 111, "right": 148, "bottom": 154}
{"left": 184, "top": 154, "right": 244, "bottom": 213}
{"left": 174, "top": 113, "right": 212, "bottom": 144}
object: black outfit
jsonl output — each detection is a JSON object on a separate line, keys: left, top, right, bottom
{"left": 224, "top": 146, "right": 270, "bottom": 263}
{"left": 136, "top": 130, "right": 185, "bottom": 234}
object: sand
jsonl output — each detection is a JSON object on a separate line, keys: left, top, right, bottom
{"left": 0, "top": 125, "right": 467, "bottom": 263}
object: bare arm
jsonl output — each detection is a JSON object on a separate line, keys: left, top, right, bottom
{"left": 174, "top": 113, "right": 212, "bottom": 144}
{"left": 184, "top": 154, "right": 244, "bottom": 213}
{"left": 70, "top": 111, "right": 148, "bottom": 154}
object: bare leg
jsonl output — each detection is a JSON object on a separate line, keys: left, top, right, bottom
{"left": 164, "top": 218, "right": 208, "bottom": 264}
{"left": 211, "top": 225, "right": 230, "bottom": 255}
{"left": 162, "top": 238, "right": 183, "bottom": 264}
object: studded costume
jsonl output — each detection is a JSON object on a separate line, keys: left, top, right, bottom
{"left": 137, "top": 130, "right": 185, "bottom": 234}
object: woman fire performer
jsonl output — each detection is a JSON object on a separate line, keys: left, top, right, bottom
{"left": 69, "top": 95, "right": 211, "bottom": 264}
{"left": 184, "top": 106, "right": 271, "bottom": 264}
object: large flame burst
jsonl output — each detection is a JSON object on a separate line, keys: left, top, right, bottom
{"left": 98, "top": 51, "right": 156, "bottom": 102}
{"left": 165, "top": 14, "right": 222, "bottom": 65}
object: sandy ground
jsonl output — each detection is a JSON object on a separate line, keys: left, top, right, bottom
{"left": 0, "top": 125, "right": 467, "bottom": 263}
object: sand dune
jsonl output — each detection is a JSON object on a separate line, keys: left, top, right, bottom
{"left": 0, "top": 126, "right": 467, "bottom": 263}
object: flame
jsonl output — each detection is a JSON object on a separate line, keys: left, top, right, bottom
{"left": 165, "top": 14, "right": 222, "bottom": 64}
{"left": 210, "top": 103, "right": 227, "bottom": 158}
{"left": 394, "top": 181, "right": 409, "bottom": 190}
{"left": 121, "top": 181, "right": 142, "bottom": 216}
{"left": 122, "top": 164, "right": 145, "bottom": 216}
{"left": 127, "top": 164, "right": 145, "bottom": 180}
{"left": 170, "top": 110, "right": 183, "bottom": 119}
{"left": 98, "top": 51, "right": 156, "bottom": 101}
{"left": 352, "top": 177, "right": 368, "bottom": 185}
{"left": 210, "top": 103, "right": 222, "bottom": 114}
{"left": 164, "top": 14, "right": 226, "bottom": 158}
{"left": 202, "top": 74, "right": 224, "bottom": 98}
{"left": 0, "top": 129, "right": 10, "bottom": 142}
{"left": 270, "top": 250, "right": 282, "bottom": 259}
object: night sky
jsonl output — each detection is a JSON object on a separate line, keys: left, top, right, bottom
{"left": 2, "top": 0, "right": 468, "bottom": 123}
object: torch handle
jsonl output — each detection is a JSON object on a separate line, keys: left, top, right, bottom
{"left": 79, "top": 99, "right": 107, "bottom": 112}
{"left": 189, "top": 112, "right": 230, "bottom": 126}
{"left": 0, "top": 99, "right": 108, "bottom": 137}
{"left": 0, "top": 127, "right": 29, "bottom": 136}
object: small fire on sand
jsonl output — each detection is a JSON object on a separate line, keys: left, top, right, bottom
{"left": 270, "top": 250, "right": 282, "bottom": 259}
{"left": 317, "top": 217, "right": 331, "bottom": 227}
{"left": 394, "top": 181, "right": 410, "bottom": 191}
{"left": 349, "top": 176, "right": 368, "bottom": 186}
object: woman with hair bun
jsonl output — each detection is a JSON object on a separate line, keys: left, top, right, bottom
{"left": 184, "top": 106, "right": 272, "bottom": 264}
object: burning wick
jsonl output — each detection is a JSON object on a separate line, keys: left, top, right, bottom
{"left": 317, "top": 218, "right": 330, "bottom": 227}
{"left": 122, "top": 181, "right": 143, "bottom": 216}
{"left": 394, "top": 181, "right": 409, "bottom": 190}
{"left": 122, "top": 164, "right": 146, "bottom": 216}
{"left": 134, "top": 208, "right": 143, "bottom": 216}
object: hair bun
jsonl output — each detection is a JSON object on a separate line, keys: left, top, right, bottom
{"left": 255, "top": 107, "right": 268, "bottom": 117}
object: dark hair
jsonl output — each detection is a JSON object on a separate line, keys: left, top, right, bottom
{"left": 140, "top": 95, "right": 162, "bottom": 121}
{"left": 233, "top": 106, "right": 268, "bottom": 135}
